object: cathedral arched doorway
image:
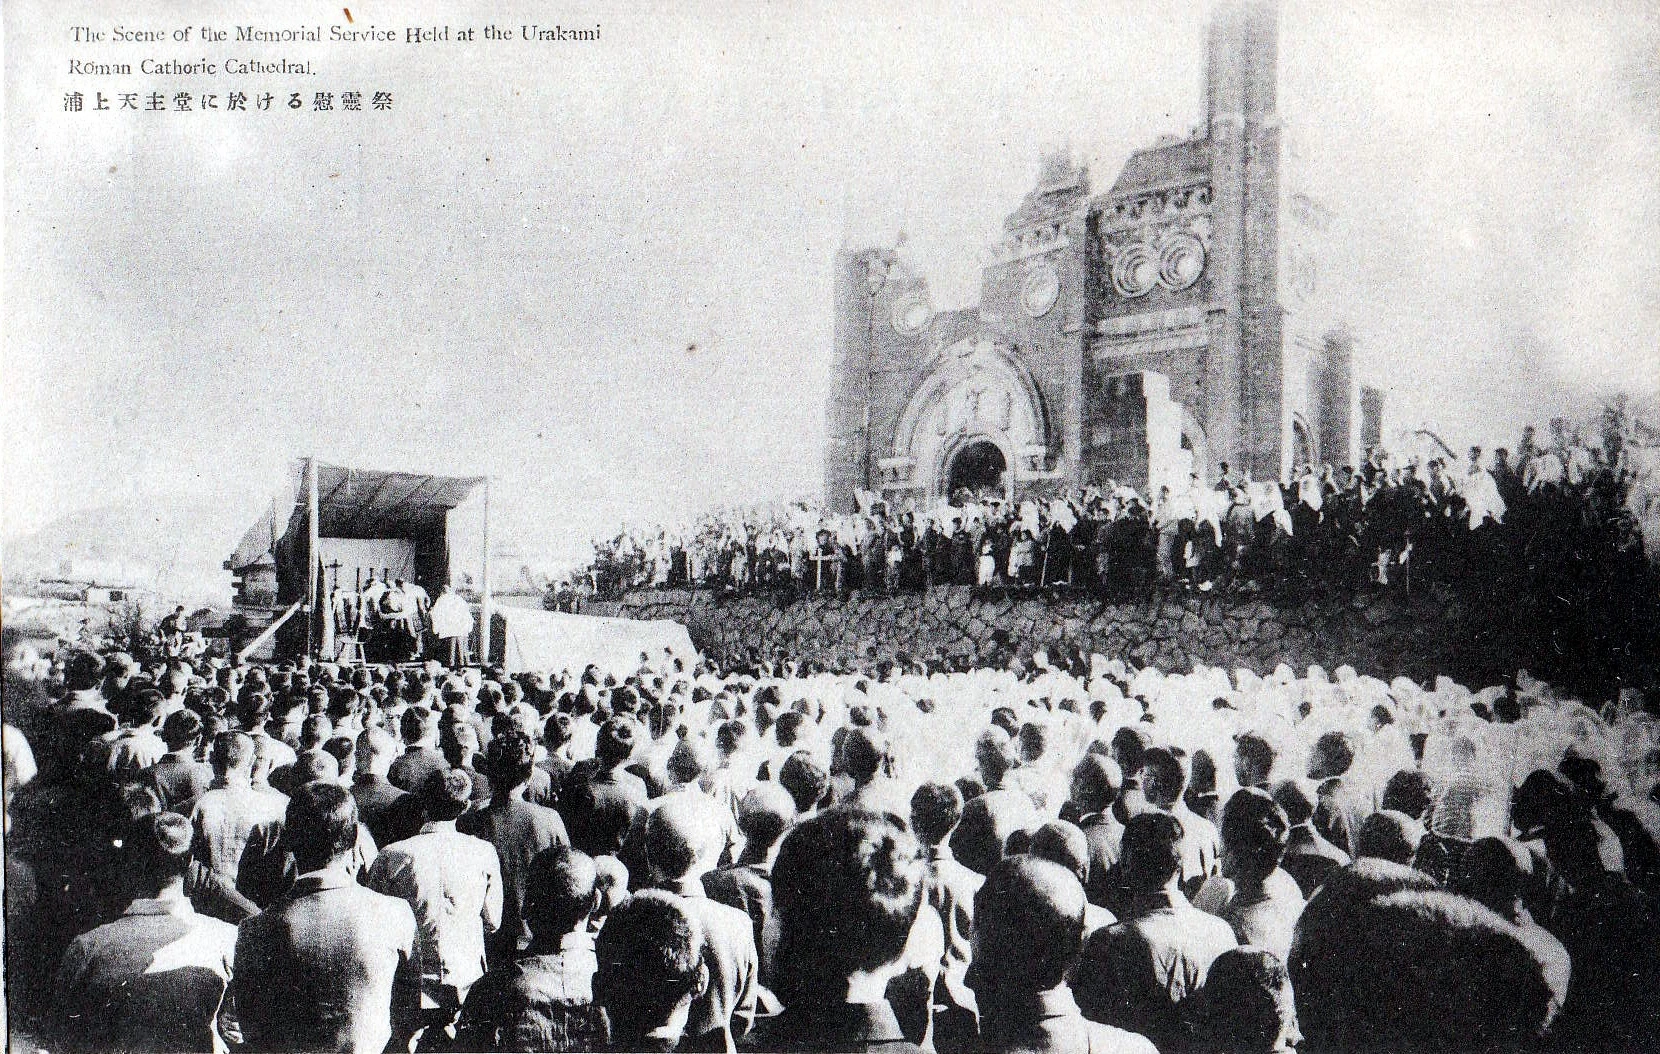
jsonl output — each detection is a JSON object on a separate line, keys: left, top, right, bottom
{"left": 946, "top": 439, "right": 1008, "bottom": 502}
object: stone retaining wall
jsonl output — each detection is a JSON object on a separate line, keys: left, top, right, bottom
{"left": 591, "top": 586, "right": 1509, "bottom": 686}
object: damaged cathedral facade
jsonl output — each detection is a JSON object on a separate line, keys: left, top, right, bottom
{"left": 824, "top": 1, "right": 1380, "bottom": 512}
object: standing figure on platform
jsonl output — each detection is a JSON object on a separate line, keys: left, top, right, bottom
{"left": 429, "top": 584, "right": 473, "bottom": 669}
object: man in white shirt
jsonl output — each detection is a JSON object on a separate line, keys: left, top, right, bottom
{"left": 367, "top": 768, "right": 504, "bottom": 1044}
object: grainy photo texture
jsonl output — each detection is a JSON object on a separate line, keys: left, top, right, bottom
{"left": 4, "top": 2, "right": 1660, "bottom": 1052}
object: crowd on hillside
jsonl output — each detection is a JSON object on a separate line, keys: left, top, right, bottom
{"left": 6, "top": 624, "right": 1660, "bottom": 1053}
{"left": 576, "top": 423, "right": 1648, "bottom": 603}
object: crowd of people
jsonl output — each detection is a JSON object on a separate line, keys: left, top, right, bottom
{"left": 6, "top": 621, "right": 1660, "bottom": 1053}
{"left": 578, "top": 424, "right": 1647, "bottom": 605}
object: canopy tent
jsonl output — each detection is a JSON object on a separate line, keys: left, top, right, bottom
{"left": 227, "top": 459, "right": 492, "bottom": 660}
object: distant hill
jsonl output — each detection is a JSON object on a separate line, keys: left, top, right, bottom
{"left": 4, "top": 501, "right": 242, "bottom": 606}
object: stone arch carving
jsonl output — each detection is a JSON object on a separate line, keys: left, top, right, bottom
{"left": 884, "top": 334, "right": 1052, "bottom": 499}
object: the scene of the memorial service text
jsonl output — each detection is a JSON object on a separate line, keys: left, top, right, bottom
{"left": 5, "top": 1, "right": 1660, "bottom": 1052}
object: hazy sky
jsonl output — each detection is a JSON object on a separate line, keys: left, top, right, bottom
{"left": 5, "top": 0, "right": 1657, "bottom": 571}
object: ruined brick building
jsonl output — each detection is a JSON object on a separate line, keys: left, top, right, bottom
{"left": 824, "top": 0, "right": 1380, "bottom": 511}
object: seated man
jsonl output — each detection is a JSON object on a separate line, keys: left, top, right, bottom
{"left": 1073, "top": 812, "right": 1237, "bottom": 1053}
{"left": 749, "top": 808, "right": 927, "bottom": 1053}
{"left": 967, "top": 855, "right": 1156, "bottom": 1054}
{"left": 455, "top": 845, "right": 608, "bottom": 1052}
{"left": 595, "top": 890, "right": 710, "bottom": 1052}
{"left": 233, "top": 783, "right": 419, "bottom": 1054}
{"left": 51, "top": 813, "right": 239, "bottom": 1054}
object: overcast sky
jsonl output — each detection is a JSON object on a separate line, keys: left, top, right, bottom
{"left": 5, "top": 0, "right": 1657, "bottom": 571}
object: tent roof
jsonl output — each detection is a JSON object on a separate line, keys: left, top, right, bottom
{"left": 305, "top": 462, "right": 486, "bottom": 540}
{"left": 228, "top": 461, "right": 486, "bottom": 570}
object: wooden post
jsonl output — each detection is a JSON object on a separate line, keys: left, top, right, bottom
{"left": 479, "top": 477, "right": 492, "bottom": 667}
{"left": 306, "top": 457, "right": 321, "bottom": 660}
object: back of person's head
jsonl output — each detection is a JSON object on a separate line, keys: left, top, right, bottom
{"left": 295, "top": 749, "right": 340, "bottom": 786}
{"left": 1301, "top": 879, "right": 1558, "bottom": 1053}
{"left": 1355, "top": 810, "right": 1424, "bottom": 866}
{"left": 1070, "top": 753, "right": 1123, "bottom": 814}
{"left": 211, "top": 730, "right": 254, "bottom": 776}
{"left": 400, "top": 706, "right": 435, "bottom": 745}
{"left": 286, "top": 781, "right": 360, "bottom": 874}
{"left": 126, "top": 811, "right": 194, "bottom": 893}
{"left": 355, "top": 725, "right": 397, "bottom": 776}
{"left": 646, "top": 794, "right": 724, "bottom": 885}
{"left": 1382, "top": 769, "right": 1434, "bottom": 821}
{"left": 1221, "top": 788, "right": 1292, "bottom": 883}
{"left": 773, "top": 710, "right": 805, "bottom": 748}
{"left": 910, "top": 781, "right": 964, "bottom": 847}
{"left": 976, "top": 726, "right": 1016, "bottom": 785}
{"left": 64, "top": 649, "right": 104, "bottom": 691}
{"left": 420, "top": 768, "right": 473, "bottom": 823}
{"left": 160, "top": 708, "right": 203, "bottom": 752}
{"left": 666, "top": 735, "right": 711, "bottom": 786}
{"left": 482, "top": 728, "right": 536, "bottom": 793}
{"left": 542, "top": 711, "right": 574, "bottom": 751}
{"left": 439, "top": 721, "right": 480, "bottom": 768}
{"left": 125, "top": 689, "right": 167, "bottom": 728}
{"left": 592, "top": 853, "right": 630, "bottom": 918}
{"left": 1139, "top": 746, "right": 1188, "bottom": 808}
{"left": 1272, "top": 777, "right": 1323, "bottom": 829}
{"left": 1512, "top": 768, "right": 1576, "bottom": 837}
{"left": 1017, "top": 721, "right": 1049, "bottom": 764}
{"left": 1453, "top": 836, "right": 1533, "bottom": 918}
{"left": 1234, "top": 732, "right": 1277, "bottom": 787}
{"left": 1120, "top": 811, "right": 1185, "bottom": 894}
{"left": 596, "top": 717, "right": 638, "bottom": 768}
{"left": 1288, "top": 859, "right": 1440, "bottom": 1050}
{"left": 839, "top": 726, "right": 888, "bottom": 784}
{"left": 1308, "top": 731, "right": 1356, "bottom": 781}
{"left": 595, "top": 890, "right": 707, "bottom": 1044}
{"left": 771, "top": 809, "right": 925, "bottom": 1005}
{"left": 969, "top": 855, "right": 1087, "bottom": 1001}
{"left": 119, "top": 783, "right": 164, "bottom": 826}
{"left": 1192, "top": 948, "right": 1299, "bottom": 1054}
{"left": 1029, "top": 821, "right": 1091, "bottom": 888}
{"left": 524, "top": 844, "right": 599, "bottom": 939}
{"left": 299, "top": 713, "right": 331, "bottom": 750}
{"left": 951, "top": 789, "right": 1038, "bottom": 877}
{"left": 1111, "top": 725, "right": 1153, "bottom": 776}
{"left": 715, "top": 719, "right": 749, "bottom": 760}
{"left": 736, "top": 783, "right": 795, "bottom": 855}
{"left": 778, "top": 750, "right": 828, "bottom": 814}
